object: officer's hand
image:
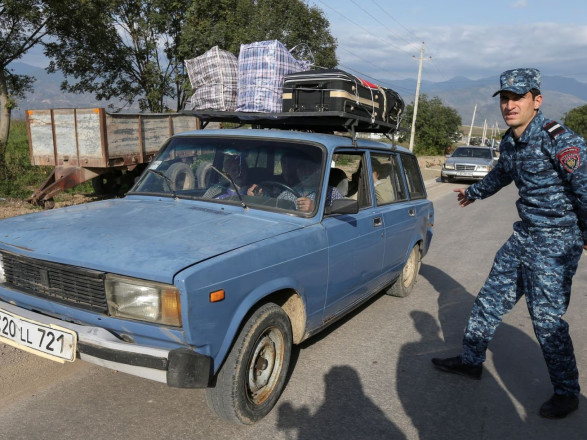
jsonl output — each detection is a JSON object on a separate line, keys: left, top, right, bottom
{"left": 454, "top": 188, "right": 474, "bottom": 207}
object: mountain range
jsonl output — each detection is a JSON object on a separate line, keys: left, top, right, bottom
{"left": 8, "top": 62, "right": 587, "bottom": 130}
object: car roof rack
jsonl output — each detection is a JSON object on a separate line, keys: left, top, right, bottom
{"left": 181, "top": 110, "right": 400, "bottom": 146}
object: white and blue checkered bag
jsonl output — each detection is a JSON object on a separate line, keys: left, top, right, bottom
{"left": 236, "top": 40, "right": 311, "bottom": 113}
{"left": 185, "top": 46, "right": 238, "bottom": 111}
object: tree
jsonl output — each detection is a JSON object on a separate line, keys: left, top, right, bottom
{"left": 0, "top": 0, "right": 47, "bottom": 172}
{"left": 179, "top": 0, "right": 337, "bottom": 68}
{"left": 563, "top": 104, "right": 587, "bottom": 139}
{"left": 45, "top": 0, "right": 193, "bottom": 113}
{"left": 44, "top": 0, "right": 337, "bottom": 114}
{"left": 399, "top": 95, "right": 462, "bottom": 155}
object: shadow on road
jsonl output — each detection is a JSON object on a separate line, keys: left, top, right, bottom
{"left": 277, "top": 365, "right": 406, "bottom": 439}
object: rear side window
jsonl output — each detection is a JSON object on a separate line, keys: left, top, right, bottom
{"left": 400, "top": 154, "right": 426, "bottom": 200}
{"left": 370, "top": 153, "right": 407, "bottom": 205}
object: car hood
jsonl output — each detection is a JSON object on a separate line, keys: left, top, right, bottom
{"left": 0, "top": 198, "right": 303, "bottom": 283}
{"left": 446, "top": 156, "right": 494, "bottom": 165}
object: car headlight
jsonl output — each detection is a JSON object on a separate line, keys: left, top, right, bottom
{"left": 0, "top": 253, "right": 5, "bottom": 284}
{"left": 443, "top": 163, "right": 455, "bottom": 170}
{"left": 477, "top": 165, "right": 491, "bottom": 171}
{"left": 105, "top": 274, "right": 182, "bottom": 326}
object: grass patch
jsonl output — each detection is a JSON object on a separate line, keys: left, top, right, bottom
{"left": 0, "top": 120, "right": 54, "bottom": 199}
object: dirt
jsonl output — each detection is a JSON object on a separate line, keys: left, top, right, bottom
{"left": 0, "top": 193, "right": 103, "bottom": 219}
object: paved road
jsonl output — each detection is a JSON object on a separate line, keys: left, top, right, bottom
{"left": 0, "top": 181, "right": 585, "bottom": 440}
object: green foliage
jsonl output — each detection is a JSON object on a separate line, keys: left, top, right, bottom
{"left": 0, "top": 120, "right": 52, "bottom": 198}
{"left": 44, "top": 0, "right": 337, "bottom": 114}
{"left": 399, "top": 95, "right": 462, "bottom": 155}
{"left": 563, "top": 104, "right": 587, "bottom": 139}
{"left": 179, "top": 0, "right": 337, "bottom": 68}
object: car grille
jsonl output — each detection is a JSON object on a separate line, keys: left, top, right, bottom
{"left": 456, "top": 164, "right": 476, "bottom": 171}
{"left": 0, "top": 251, "right": 108, "bottom": 313}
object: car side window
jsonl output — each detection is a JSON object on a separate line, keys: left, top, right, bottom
{"left": 332, "top": 152, "right": 371, "bottom": 208}
{"left": 400, "top": 154, "right": 426, "bottom": 200}
{"left": 370, "top": 153, "right": 407, "bottom": 205}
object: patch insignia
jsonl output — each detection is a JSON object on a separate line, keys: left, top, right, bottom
{"left": 556, "top": 147, "right": 581, "bottom": 173}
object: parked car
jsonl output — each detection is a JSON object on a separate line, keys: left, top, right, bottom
{"left": 0, "top": 122, "right": 433, "bottom": 425}
{"left": 441, "top": 145, "right": 499, "bottom": 182}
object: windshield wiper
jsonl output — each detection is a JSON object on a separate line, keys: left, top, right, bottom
{"left": 210, "top": 165, "right": 248, "bottom": 209}
{"left": 145, "top": 169, "right": 177, "bottom": 199}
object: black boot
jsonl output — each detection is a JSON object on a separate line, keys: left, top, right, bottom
{"left": 539, "top": 394, "right": 579, "bottom": 419}
{"left": 431, "top": 356, "right": 482, "bottom": 380}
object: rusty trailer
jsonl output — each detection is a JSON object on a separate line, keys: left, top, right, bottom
{"left": 25, "top": 108, "right": 200, "bottom": 208}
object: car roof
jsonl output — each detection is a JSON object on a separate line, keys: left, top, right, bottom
{"left": 173, "top": 128, "right": 413, "bottom": 155}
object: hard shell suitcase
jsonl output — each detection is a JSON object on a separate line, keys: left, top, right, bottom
{"left": 282, "top": 69, "right": 404, "bottom": 126}
{"left": 378, "top": 86, "right": 405, "bottom": 127}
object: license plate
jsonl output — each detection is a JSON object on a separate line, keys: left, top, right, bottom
{"left": 0, "top": 308, "right": 77, "bottom": 362}
{"left": 459, "top": 172, "right": 473, "bottom": 177}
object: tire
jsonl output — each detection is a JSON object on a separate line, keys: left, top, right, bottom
{"left": 195, "top": 161, "right": 213, "bottom": 188}
{"left": 386, "top": 244, "right": 421, "bottom": 298}
{"left": 166, "top": 162, "right": 195, "bottom": 190}
{"left": 91, "top": 172, "right": 121, "bottom": 195}
{"left": 206, "top": 303, "right": 293, "bottom": 425}
{"left": 440, "top": 174, "right": 448, "bottom": 183}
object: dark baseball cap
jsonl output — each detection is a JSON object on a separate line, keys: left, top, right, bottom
{"left": 492, "top": 68, "right": 541, "bottom": 97}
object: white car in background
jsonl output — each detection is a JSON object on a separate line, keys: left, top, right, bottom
{"left": 441, "top": 146, "right": 499, "bottom": 182}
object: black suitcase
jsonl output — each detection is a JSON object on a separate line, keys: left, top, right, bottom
{"left": 378, "top": 86, "right": 405, "bottom": 127}
{"left": 282, "top": 69, "right": 404, "bottom": 126}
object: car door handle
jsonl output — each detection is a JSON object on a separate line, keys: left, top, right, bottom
{"left": 373, "top": 217, "right": 382, "bottom": 227}
{"left": 408, "top": 209, "right": 416, "bottom": 217}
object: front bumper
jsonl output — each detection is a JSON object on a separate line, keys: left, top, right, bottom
{"left": 441, "top": 169, "right": 488, "bottom": 180}
{"left": 0, "top": 301, "right": 211, "bottom": 388}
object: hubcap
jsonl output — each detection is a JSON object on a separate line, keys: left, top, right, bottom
{"left": 247, "top": 327, "right": 284, "bottom": 405}
{"left": 403, "top": 248, "right": 418, "bottom": 287}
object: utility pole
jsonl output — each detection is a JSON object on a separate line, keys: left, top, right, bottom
{"left": 467, "top": 104, "right": 477, "bottom": 145}
{"left": 409, "top": 42, "right": 429, "bottom": 152}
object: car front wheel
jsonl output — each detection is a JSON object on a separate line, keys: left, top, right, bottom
{"left": 386, "top": 244, "right": 421, "bottom": 298}
{"left": 206, "top": 303, "right": 293, "bottom": 425}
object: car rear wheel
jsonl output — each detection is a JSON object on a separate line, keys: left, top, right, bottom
{"left": 206, "top": 303, "right": 292, "bottom": 425}
{"left": 386, "top": 244, "right": 421, "bottom": 298}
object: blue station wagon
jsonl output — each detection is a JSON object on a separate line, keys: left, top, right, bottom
{"left": 0, "top": 115, "right": 433, "bottom": 424}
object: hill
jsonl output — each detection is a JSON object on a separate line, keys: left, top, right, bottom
{"left": 7, "top": 62, "right": 587, "bottom": 129}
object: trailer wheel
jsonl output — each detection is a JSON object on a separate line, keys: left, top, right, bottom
{"left": 92, "top": 173, "right": 120, "bottom": 195}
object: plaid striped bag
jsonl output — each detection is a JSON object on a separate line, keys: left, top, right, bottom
{"left": 236, "top": 40, "right": 311, "bottom": 113}
{"left": 185, "top": 46, "right": 238, "bottom": 111}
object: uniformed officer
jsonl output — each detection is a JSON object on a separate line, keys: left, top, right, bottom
{"left": 431, "top": 68, "right": 586, "bottom": 419}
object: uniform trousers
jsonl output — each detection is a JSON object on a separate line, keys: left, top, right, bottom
{"left": 461, "top": 221, "right": 583, "bottom": 396}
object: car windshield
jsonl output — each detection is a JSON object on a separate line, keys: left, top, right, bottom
{"left": 130, "top": 136, "right": 326, "bottom": 215}
{"left": 452, "top": 147, "right": 493, "bottom": 159}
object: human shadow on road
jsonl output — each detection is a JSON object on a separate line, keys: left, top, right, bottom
{"left": 276, "top": 365, "right": 406, "bottom": 440}
{"left": 397, "top": 309, "right": 523, "bottom": 440}
{"left": 416, "top": 263, "right": 586, "bottom": 439}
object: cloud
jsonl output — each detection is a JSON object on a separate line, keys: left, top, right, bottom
{"left": 511, "top": 0, "right": 528, "bottom": 8}
{"left": 335, "top": 22, "right": 587, "bottom": 85}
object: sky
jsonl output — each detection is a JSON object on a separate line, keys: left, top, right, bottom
{"left": 306, "top": 0, "right": 587, "bottom": 89}
{"left": 18, "top": 0, "right": 587, "bottom": 92}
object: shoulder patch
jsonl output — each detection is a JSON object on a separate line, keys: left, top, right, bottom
{"left": 544, "top": 121, "right": 565, "bottom": 139}
{"left": 556, "top": 146, "right": 581, "bottom": 173}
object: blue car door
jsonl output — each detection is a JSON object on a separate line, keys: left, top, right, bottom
{"left": 321, "top": 151, "right": 385, "bottom": 322}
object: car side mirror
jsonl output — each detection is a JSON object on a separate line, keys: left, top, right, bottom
{"left": 325, "top": 199, "right": 359, "bottom": 215}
